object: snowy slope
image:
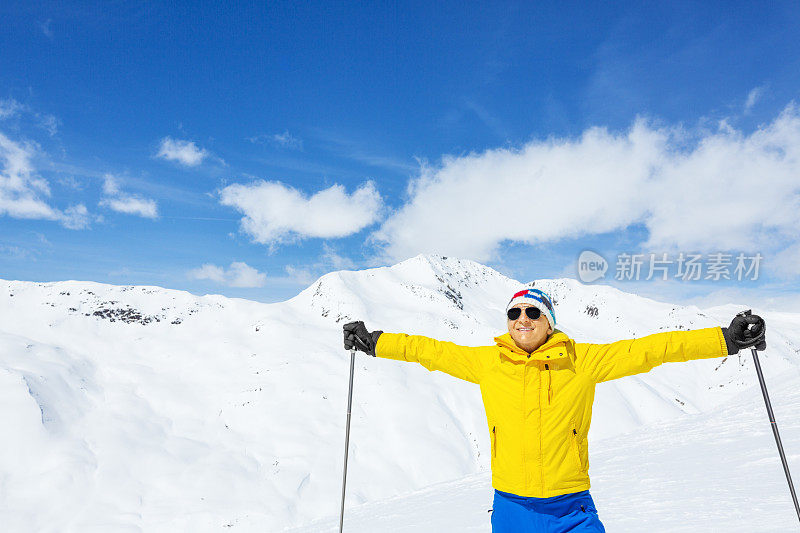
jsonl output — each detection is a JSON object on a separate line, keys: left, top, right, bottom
{"left": 0, "top": 254, "right": 798, "bottom": 531}
{"left": 288, "top": 370, "right": 800, "bottom": 532}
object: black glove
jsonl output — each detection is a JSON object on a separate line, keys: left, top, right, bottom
{"left": 343, "top": 321, "right": 382, "bottom": 356}
{"left": 722, "top": 310, "right": 766, "bottom": 354}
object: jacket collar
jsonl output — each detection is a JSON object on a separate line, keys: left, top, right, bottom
{"left": 494, "top": 330, "right": 571, "bottom": 361}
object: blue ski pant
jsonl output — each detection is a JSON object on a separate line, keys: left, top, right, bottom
{"left": 491, "top": 489, "right": 606, "bottom": 532}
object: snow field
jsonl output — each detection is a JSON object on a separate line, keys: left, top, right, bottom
{"left": 0, "top": 255, "right": 798, "bottom": 531}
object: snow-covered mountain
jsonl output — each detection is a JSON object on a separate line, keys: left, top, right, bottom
{"left": 1, "top": 254, "right": 798, "bottom": 532}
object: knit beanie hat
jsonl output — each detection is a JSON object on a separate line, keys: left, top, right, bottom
{"left": 506, "top": 289, "right": 556, "bottom": 330}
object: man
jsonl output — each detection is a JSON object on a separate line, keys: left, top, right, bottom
{"left": 343, "top": 288, "right": 766, "bottom": 532}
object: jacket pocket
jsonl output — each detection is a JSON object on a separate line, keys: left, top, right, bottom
{"left": 492, "top": 425, "right": 497, "bottom": 458}
{"left": 569, "top": 428, "right": 584, "bottom": 472}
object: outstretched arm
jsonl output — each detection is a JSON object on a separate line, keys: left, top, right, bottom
{"left": 376, "top": 332, "right": 495, "bottom": 384}
{"left": 343, "top": 321, "right": 494, "bottom": 383}
{"left": 575, "top": 327, "right": 729, "bottom": 383}
{"left": 575, "top": 311, "right": 766, "bottom": 383}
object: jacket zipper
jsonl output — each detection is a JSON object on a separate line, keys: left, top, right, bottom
{"left": 538, "top": 363, "right": 544, "bottom": 495}
{"left": 492, "top": 426, "right": 497, "bottom": 458}
{"left": 522, "top": 362, "right": 528, "bottom": 490}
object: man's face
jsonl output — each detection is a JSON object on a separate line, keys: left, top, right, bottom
{"left": 507, "top": 304, "right": 553, "bottom": 353}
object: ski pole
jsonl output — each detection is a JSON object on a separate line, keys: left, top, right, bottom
{"left": 339, "top": 348, "right": 356, "bottom": 533}
{"left": 750, "top": 345, "right": 800, "bottom": 523}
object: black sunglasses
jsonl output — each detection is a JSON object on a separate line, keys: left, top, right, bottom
{"left": 506, "top": 307, "right": 542, "bottom": 321}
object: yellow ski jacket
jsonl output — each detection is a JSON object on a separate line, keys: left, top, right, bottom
{"left": 375, "top": 327, "right": 728, "bottom": 497}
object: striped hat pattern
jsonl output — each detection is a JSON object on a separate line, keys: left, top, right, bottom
{"left": 506, "top": 289, "right": 556, "bottom": 330}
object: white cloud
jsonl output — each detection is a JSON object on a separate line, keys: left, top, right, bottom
{"left": 61, "top": 204, "right": 90, "bottom": 229}
{"left": 282, "top": 244, "right": 359, "bottom": 287}
{"left": 321, "top": 242, "right": 356, "bottom": 270}
{"left": 272, "top": 131, "right": 302, "bottom": 149}
{"left": 463, "top": 98, "right": 508, "bottom": 138}
{"left": 0, "top": 99, "right": 23, "bottom": 119}
{"left": 0, "top": 98, "right": 59, "bottom": 135}
{"left": 189, "top": 261, "right": 267, "bottom": 288}
{"left": 0, "top": 132, "right": 88, "bottom": 228}
{"left": 219, "top": 180, "right": 382, "bottom": 245}
{"left": 643, "top": 107, "right": 800, "bottom": 253}
{"left": 314, "top": 129, "right": 414, "bottom": 172}
{"left": 58, "top": 175, "right": 83, "bottom": 190}
{"left": 38, "top": 114, "right": 59, "bottom": 136}
{"left": 100, "top": 196, "right": 158, "bottom": 219}
{"left": 771, "top": 243, "right": 800, "bottom": 280}
{"left": 284, "top": 265, "right": 315, "bottom": 285}
{"left": 373, "top": 104, "right": 800, "bottom": 269}
{"left": 248, "top": 131, "right": 303, "bottom": 149}
{"left": 156, "top": 137, "right": 209, "bottom": 167}
{"left": 745, "top": 86, "right": 764, "bottom": 113}
{"left": 190, "top": 264, "right": 226, "bottom": 283}
{"left": 0, "top": 244, "right": 35, "bottom": 260}
{"left": 39, "top": 19, "right": 53, "bottom": 39}
{"left": 102, "top": 174, "right": 120, "bottom": 195}
{"left": 98, "top": 174, "right": 158, "bottom": 219}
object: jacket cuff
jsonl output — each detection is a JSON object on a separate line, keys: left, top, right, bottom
{"left": 720, "top": 327, "right": 739, "bottom": 355}
{"left": 374, "top": 331, "right": 390, "bottom": 358}
{"left": 369, "top": 331, "right": 383, "bottom": 357}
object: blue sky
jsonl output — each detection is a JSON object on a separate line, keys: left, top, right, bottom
{"left": 1, "top": 1, "right": 800, "bottom": 307}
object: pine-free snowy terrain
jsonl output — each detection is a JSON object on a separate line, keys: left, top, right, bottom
{"left": 1, "top": 255, "right": 798, "bottom": 532}
{"left": 290, "top": 371, "right": 800, "bottom": 532}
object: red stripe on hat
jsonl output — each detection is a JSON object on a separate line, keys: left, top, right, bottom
{"left": 512, "top": 290, "right": 529, "bottom": 299}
